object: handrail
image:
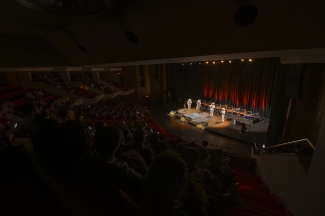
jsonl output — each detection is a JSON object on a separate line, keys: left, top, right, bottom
{"left": 212, "top": 142, "right": 245, "bottom": 151}
{"left": 255, "top": 138, "right": 315, "bottom": 151}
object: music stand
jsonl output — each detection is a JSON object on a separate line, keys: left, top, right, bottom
{"left": 214, "top": 111, "right": 222, "bottom": 125}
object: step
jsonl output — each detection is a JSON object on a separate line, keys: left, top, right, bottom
{"left": 242, "top": 201, "right": 287, "bottom": 216}
{"left": 239, "top": 189, "right": 277, "bottom": 203}
{"left": 235, "top": 205, "right": 277, "bottom": 216}
{"left": 238, "top": 182, "right": 270, "bottom": 194}
{"left": 239, "top": 187, "right": 272, "bottom": 198}
{"left": 239, "top": 191, "right": 286, "bottom": 213}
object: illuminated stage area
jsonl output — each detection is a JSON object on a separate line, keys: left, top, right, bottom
{"left": 160, "top": 103, "right": 270, "bottom": 146}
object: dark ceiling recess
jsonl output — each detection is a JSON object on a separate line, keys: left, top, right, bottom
{"left": 125, "top": 31, "right": 139, "bottom": 44}
{"left": 77, "top": 44, "right": 88, "bottom": 53}
{"left": 234, "top": 4, "right": 258, "bottom": 26}
{"left": 16, "top": 0, "right": 109, "bottom": 16}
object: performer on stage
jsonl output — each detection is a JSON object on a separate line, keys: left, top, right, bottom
{"left": 187, "top": 99, "right": 192, "bottom": 111}
{"left": 209, "top": 102, "right": 215, "bottom": 117}
{"left": 221, "top": 107, "right": 226, "bottom": 122}
{"left": 196, "top": 99, "right": 201, "bottom": 112}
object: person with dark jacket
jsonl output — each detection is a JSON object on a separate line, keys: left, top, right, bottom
{"left": 90, "top": 126, "right": 148, "bottom": 196}
{"left": 129, "top": 128, "right": 155, "bottom": 165}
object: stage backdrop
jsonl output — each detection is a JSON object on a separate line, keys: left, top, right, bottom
{"left": 166, "top": 58, "right": 280, "bottom": 117}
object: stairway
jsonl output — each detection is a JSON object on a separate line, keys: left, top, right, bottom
{"left": 220, "top": 154, "right": 292, "bottom": 216}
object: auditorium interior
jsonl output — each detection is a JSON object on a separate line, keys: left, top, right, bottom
{"left": 0, "top": 1, "right": 325, "bottom": 215}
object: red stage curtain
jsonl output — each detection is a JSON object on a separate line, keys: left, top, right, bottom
{"left": 203, "top": 58, "right": 279, "bottom": 117}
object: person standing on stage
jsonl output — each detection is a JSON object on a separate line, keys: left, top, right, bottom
{"left": 221, "top": 107, "right": 226, "bottom": 122}
{"left": 187, "top": 99, "right": 192, "bottom": 111}
{"left": 196, "top": 99, "right": 201, "bottom": 112}
{"left": 209, "top": 102, "right": 215, "bottom": 117}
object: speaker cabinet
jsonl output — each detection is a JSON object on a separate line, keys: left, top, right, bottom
{"left": 252, "top": 118, "right": 260, "bottom": 124}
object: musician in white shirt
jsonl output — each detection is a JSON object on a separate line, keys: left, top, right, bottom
{"left": 187, "top": 99, "right": 192, "bottom": 110}
{"left": 221, "top": 107, "right": 226, "bottom": 122}
{"left": 196, "top": 100, "right": 201, "bottom": 112}
{"left": 209, "top": 102, "right": 215, "bottom": 117}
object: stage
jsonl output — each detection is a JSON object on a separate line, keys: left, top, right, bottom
{"left": 150, "top": 102, "right": 270, "bottom": 157}
{"left": 174, "top": 106, "right": 269, "bottom": 145}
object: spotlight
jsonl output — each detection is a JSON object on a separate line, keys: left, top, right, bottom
{"left": 249, "top": 59, "right": 252, "bottom": 62}
{"left": 229, "top": 60, "right": 232, "bottom": 63}
{"left": 206, "top": 61, "right": 209, "bottom": 64}
{"left": 212, "top": 61, "right": 215, "bottom": 64}
{"left": 241, "top": 59, "right": 245, "bottom": 61}
{"left": 190, "top": 63, "right": 192, "bottom": 65}
{"left": 221, "top": 60, "right": 224, "bottom": 63}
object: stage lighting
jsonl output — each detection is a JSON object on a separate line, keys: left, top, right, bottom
{"left": 212, "top": 61, "right": 215, "bottom": 64}
{"left": 206, "top": 61, "right": 209, "bottom": 64}
{"left": 229, "top": 60, "right": 232, "bottom": 63}
{"left": 241, "top": 59, "right": 245, "bottom": 61}
{"left": 249, "top": 59, "right": 253, "bottom": 62}
{"left": 221, "top": 60, "right": 224, "bottom": 63}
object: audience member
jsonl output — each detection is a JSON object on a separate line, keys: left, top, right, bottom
{"left": 197, "top": 147, "right": 210, "bottom": 169}
{"left": 90, "top": 126, "right": 148, "bottom": 196}
{"left": 21, "top": 102, "right": 39, "bottom": 132}
{"left": 201, "top": 140, "right": 209, "bottom": 148}
{"left": 129, "top": 128, "right": 155, "bottom": 165}
{"left": 141, "top": 151, "right": 188, "bottom": 215}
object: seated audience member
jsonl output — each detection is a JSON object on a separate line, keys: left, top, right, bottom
{"left": 122, "top": 128, "right": 133, "bottom": 145}
{"left": 188, "top": 141, "right": 196, "bottom": 148}
{"left": 32, "top": 117, "right": 60, "bottom": 153}
{"left": 197, "top": 147, "right": 210, "bottom": 169}
{"left": 146, "top": 132, "right": 158, "bottom": 150}
{"left": 0, "top": 101, "right": 14, "bottom": 143}
{"left": 183, "top": 147, "right": 201, "bottom": 173}
{"left": 91, "top": 126, "right": 148, "bottom": 196}
{"left": 207, "top": 149, "right": 230, "bottom": 176}
{"left": 44, "top": 120, "right": 89, "bottom": 177}
{"left": 174, "top": 143, "right": 187, "bottom": 157}
{"left": 93, "top": 121, "right": 106, "bottom": 133}
{"left": 201, "top": 140, "right": 209, "bottom": 148}
{"left": 29, "top": 112, "right": 49, "bottom": 139}
{"left": 158, "top": 133, "right": 167, "bottom": 144}
{"left": 147, "top": 132, "right": 169, "bottom": 155}
{"left": 0, "top": 101, "right": 8, "bottom": 130}
{"left": 142, "top": 151, "right": 208, "bottom": 216}
{"left": 21, "top": 102, "right": 39, "bottom": 132}
{"left": 129, "top": 128, "right": 155, "bottom": 165}
{"left": 182, "top": 148, "right": 222, "bottom": 213}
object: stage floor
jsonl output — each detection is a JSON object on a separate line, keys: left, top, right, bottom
{"left": 175, "top": 107, "right": 269, "bottom": 146}
{"left": 150, "top": 103, "right": 270, "bottom": 157}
